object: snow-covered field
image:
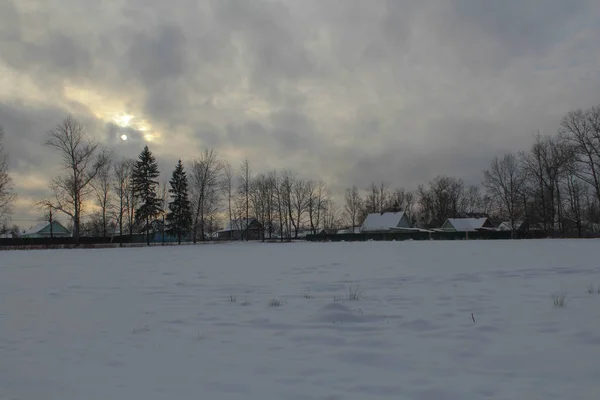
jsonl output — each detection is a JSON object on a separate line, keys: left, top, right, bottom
{"left": 2, "top": 240, "right": 600, "bottom": 400}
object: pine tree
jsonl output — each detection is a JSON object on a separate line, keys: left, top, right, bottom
{"left": 166, "top": 160, "right": 192, "bottom": 244}
{"left": 132, "top": 146, "right": 161, "bottom": 245}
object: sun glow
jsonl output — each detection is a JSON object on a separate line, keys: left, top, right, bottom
{"left": 114, "top": 113, "right": 134, "bottom": 127}
{"left": 120, "top": 134, "right": 128, "bottom": 141}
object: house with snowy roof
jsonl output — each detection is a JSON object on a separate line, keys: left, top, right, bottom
{"left": 297, "top": 228, "right": 328, "bottom": 238}
{"left": 439, "top": 218, "right": 495, "bottom": 232}
{"left": 22, "top": 221, "right": 71, "bottom": 238}
{"left": 360, "top": 211, "right": 413, "bottom": 233}
{"left": 336, "top": 226, "right": 361, "bottom": 234}
{"left": 217, "top": 218, "right": 264, "bottom": 240}
{"left": 497, "top": 220, "right": 527, "bottom": 232}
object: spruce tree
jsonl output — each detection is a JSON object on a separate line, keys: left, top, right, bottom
{"left": 166, "top": 160, "right": 192, "bottom": 244}
{"left": 132, "top": 146, "right": 161, "bottom": 245}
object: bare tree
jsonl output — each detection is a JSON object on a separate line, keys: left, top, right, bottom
{"left": 416, "top": 184, "right": 435, "bottom": 227}
{"left": 222, "top": 162, "right": 234, "bottom": 236}
{"left": 291, "top": 178, "right": 309, "bottom": 238}
{"left": 322, "top": 199, "right": 343, "bottom": 231}
{"left": 545, "top": 137, "right": 573, "bottom": 233}
{"left": 280, "top": 170, "right": 295, "bottom": 240}
{"left": 265, "top": 172, "right": 277, "bottom": 239}
{"left": 378, "top": 181, "right": 390, "bottom": 212}
{"left": 521, "top": 134, "right": 572, "bottom": 233}
{"left": 483, "top": 153, "right": 526, "bottom": 238}
{"left": 462, "top": 185, "right": 483, "bottom": 216}
{"left": 41, "top": 116, "right": 110, "bottom": 244}
{"left": 92, "top": 156, "right": 113, "bottom": 238}
{"left": 448, "top": 178, "right": 465, "bottom": 217}
{"left": 230, "top": 191, "right": 247, "bottom": 239}
{"left": 388, "top": 187, "right": 416, "bottom": 213}
{"left": 190, "top": 150, "right": 224, "bottom": 243}
{"left": 417, "top": 176, "right": 464, "bottom": 226}
{"left": 481, "top": 194, "right": 494, "bottom": 215}
{"left": 271, "top": 170, "right": 287, "bottom": 241}
{"left": 249, "top": 172, "right": 278, "bottom": 240}
{"left": 113, "top": 158, "right": 134, "bottom": 246}
{"left": 363, "top": 181, "right": 389, "bottom": 215}
{"left": 307, "top": 180, "right": 327, "bottom": 233}
{"left": 364, "top": 182, "right": 377, "bottom": 215}
{"left": 559, "top": 107, "right": 600, "bottom": 205}
{"left": 344, "top": 185, "right": 362, "bottom": 230}
{"left": 157, "top": 180, "right": 169, "bottom": 245}
{"left": 126, "top": 172, "right": 137, "bottom": 239}
{"left": 238, "top": 158, "right": 251, "bottom": 240}
{"left": 520, "top": 136, "right": 548, "bottom": 230}
{"left": 0, "top": 127, "right": 15, "bottom": 223}
{"left": 387, "top": 188, "right": 417, "bottom": 225}
{"left": 250, "top": 173, "right": 271, "bottom": 241}
{"left": 564, "top": 170, "right": 587, "bottom": 237}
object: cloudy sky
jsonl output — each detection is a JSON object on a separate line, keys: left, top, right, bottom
{"left": 2, "top": 0, "right": 600, "bottom": 226}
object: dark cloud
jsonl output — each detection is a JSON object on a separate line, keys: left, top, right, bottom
{"left": 0, "top": 19, "right": 92, "bottom": 85}
{"left": 444, "top": 0, "right": 587, "bottom": 52}
{"left": 0, "top": 101, "right": 67, "bottom": 172}
{"left": 1, "top": 0, "right": 600, "bottom": 224}
{"left": 128, "top": 25, "right": 188, "bottom": 85}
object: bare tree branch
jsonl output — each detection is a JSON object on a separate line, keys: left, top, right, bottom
{"left": 0, "top": 126, "right": 16, "bottom": 223}
{"left": 42, "top": 115, "right": 109, "bottom": 243}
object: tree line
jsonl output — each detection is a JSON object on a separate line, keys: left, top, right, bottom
{"left": 346, "top": 104, "right": 600, "bottom": 238}
{"left": 1, "top": 104, "right": 600, "bottom": 243}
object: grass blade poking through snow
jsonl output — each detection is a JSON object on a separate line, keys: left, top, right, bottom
{"left": 269, "top": 298, "right": 282, "bottom": 307}
{"left": 586, "top": 284, "right": 595, "bottom": 294}
{"left": 552, "top": 293, "right": 568, "bottom": 308}
{"left": 348, "top": 284, "right": 362, "bottom": 301}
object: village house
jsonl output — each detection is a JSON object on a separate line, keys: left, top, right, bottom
{"left": 21, "top": 221, "right": 71, "bottom": 238}
{"left": 360, "top": 211, "right": 413, "bottom": 232}
{"left": 497, "top": 220, "right": 528, "bottom": 233}
{"left": 217, "top": 218, "right": 264, "bottom": 240}
{"left": 439, "top": 218, "right": 495, "bottom": 232}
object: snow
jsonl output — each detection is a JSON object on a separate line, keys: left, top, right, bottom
{"left": 2, "top": 240, "right": 600, "bottom": 400}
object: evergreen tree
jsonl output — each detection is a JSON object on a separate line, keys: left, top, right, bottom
{"left": 166, "top": 160, "right": 192, "bottom": 244}
{"left": 132, "top": 146, "right": 161, "bottom": 245}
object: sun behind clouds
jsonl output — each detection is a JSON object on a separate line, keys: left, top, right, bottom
{"left": 114, "top": 114, "right": 134, "bottom": 128}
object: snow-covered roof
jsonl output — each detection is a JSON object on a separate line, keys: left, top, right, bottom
{"left": 361, "top": 212, "right": 408, "bottom": 232}
{"left": 497, "top": 221, "right": 523, "bottom": 231}
{"left": 24, "top": 222, "right": 52, "bottom": 235}
{"left": 22, "top": 221, "right": 71, "bottom": 237}
{"left": 445, "top": 218, "right": 490, "bottom": 232}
